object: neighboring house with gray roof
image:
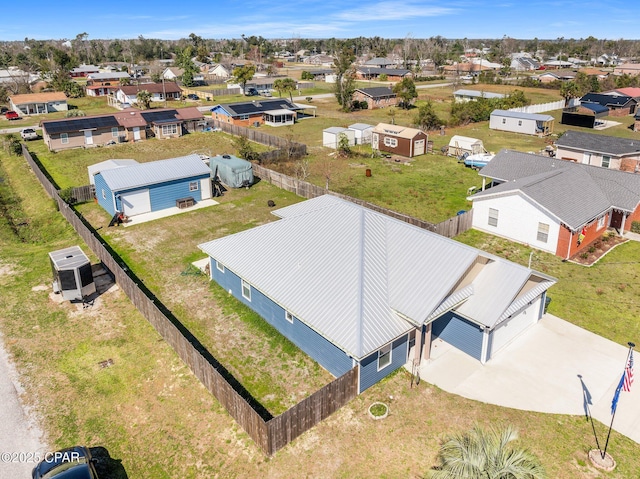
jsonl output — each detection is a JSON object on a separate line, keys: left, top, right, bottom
{"left": 453, "top": 89, "right": 506, "bottom": 102}
{"left": 469, "top": 149, "right": 640, "bottom": 258}
{"left": 555, "top": 130, "right": 640, "bottom": 172}
{"left": 355, "top": 67, "right": 411, "bottom": 81}
{"left": 199, "top": 195, "right": 555, "bottom": 393}
{"left": 489, "top": 109, "right": 555, "bottom": 136}
{"left": 94, "top": 154, "right": 212, "bottom": 217}
{"left": 352, "top": 87, "right": 398, "bottom": 109}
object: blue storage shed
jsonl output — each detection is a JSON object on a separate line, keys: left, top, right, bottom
{"left": 199, "top": 195, "right": 555, "bottom": 393}
{"left": 94, "top": 154, "right": 212, "bottom": 217}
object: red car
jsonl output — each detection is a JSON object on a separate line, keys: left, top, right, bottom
{"left": 5, "top": 110, "right": 20, "bottom": 120}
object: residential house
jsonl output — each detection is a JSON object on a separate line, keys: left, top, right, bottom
{"left": 69, "top": 64, "right": 100, "bottom": 77}
{"left": 40, "top": 107, "right": 204, "bottom": 151}
{"left": 489, "top": 110, "right": 554, "bottom": 136}
{"left": 555, "top": 130, "right": 640, "bottom": 172}
{"left": 86, "top": 72, "right": 131, "bottom": 86}
{"left": 348, "top": 123, "right": 374, "bottom": 145}
{"left": 303, "top": 54, "right": 335, "bottom": 67}
{"left": 510, "top": 55, "right": 540, "bottom": 71}
{"left": 610, "top": 87, "right": 640, "bottom": 103}
{"left": 362, "top": 57, "right": 397, "bottom": 68}
{"left": 453, "top": 89, "right": 505, "bottom": 102}
{"left": 322, "top": 127, "right": 355, "bottom": 149}
{"left": 534, "top": 70, "right": 577, "bottom": 83}
{"left": 9, "top": 92, "right": 68, "bottom": 115}
{"left": 355, "top": 67, "right": 411, "bottom": 82}
{"left": 94, "top": 154, "right": 212, "bottom": 217}
{"left": 210, "top": 99, "right": 302, "bottom": 127}
{"left": 469, "top": 150, "right": 640, "bottom": 258}
{"left": 198, "top": 195, "right": 556, "bottom": 393}
{"left": 372, "top": 123, "right": 428, "bottom": 157}
{"left": 614, "top": 63, "right": 640, "bottom": 76}
{"left": 442, "top": 63, "right": 490, "bottom": 76}
{"left": 205, "top": 64, "right": 230, "bottom": 79}
{"left": 303, "top": 69, "right": 333, "bottom": 81}
{"left": 114, "top": 83, "right": 183, "bottom": 105}
{"left": 162, "top": 67, "right": 184, "bottom": 81}
{"left": 352, "top": 87, "right": 397, "bottom": 109}
{"left": 542, "top": 60, "right": 574, "bottom": 69}
{"left": 580, "top": 92, "right": 636, "bottom": 116}
{"left": 0, "top": 67, "right": 34, "bottom": 87}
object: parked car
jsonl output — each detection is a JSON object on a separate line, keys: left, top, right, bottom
{"left": 5, "top": 110, "right": 20, "bottom": 120}
{"left": 32, "top": 446, "right": 98, "bottom": 479}
{"left": 259, "top": 90, "right": 272, "bottom": 97}
{"left": 245, "top": 87, "right": 259, "bottom": 96}
{"left": 20, "top": 128, "right": 38, "bottom": 140}
{"left": 186, "top": 93, "right": 200, "bottom": 100}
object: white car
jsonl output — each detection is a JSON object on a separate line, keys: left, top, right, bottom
{"left": 460, "top": 75, "right": 474, "bottom": 81}
{"left": 20, "top": 128, "right": 38, "bottom": 140}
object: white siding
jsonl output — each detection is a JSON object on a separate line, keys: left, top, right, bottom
{"left": 490, "top": 296, "right": 541, "bottom": 356}
{"left": 472, "top": 194, "right": 560, "bottom": 254}
{"left": 489, "top": 115, "right": 537, "bottom": 135}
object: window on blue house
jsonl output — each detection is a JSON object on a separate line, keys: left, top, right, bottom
{"left": 285, "top": 311, "right": 294, "bottom": 323}
{"left": 101, "top": 189, "right": 106, "bottom": 200}
{"left": 216, "top": 261, "right": 224, "bottom": 273}
{"left": 189, "top": 181, "right": 199, "bottom": 191}
{"left": 377, "top": 344, "right": 392, "bottom": 370}
{"left": 241, "top": 280, "right": 251, "bottom": 301}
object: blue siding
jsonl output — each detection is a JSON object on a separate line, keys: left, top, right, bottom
{"left": 432, "top": 312, "right": 484, "bottom": 361}
{"left": 210, "top": 259, "right": 353, "bottom": 377}
{"left": 358, "top": 335, "right": 408, "bottom": 393}
{"left": 113, "top": 175, "right": 209, "bottom": 213}
{"left": 94, "top": 173, "right": 116, "bottom": 216}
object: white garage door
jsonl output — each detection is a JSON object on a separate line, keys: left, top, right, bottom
{"left": 490, "top": 297, "right": 541, "bottom": 357}
{"left": 120, "top": 189, "right": 151, "bottom": 216}
{"left": 414, "top": 139, "right": 425, "bottom": 156}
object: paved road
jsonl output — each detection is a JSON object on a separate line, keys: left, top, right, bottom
{"left": 0, "top": 124, "right": 39, "bottom": 135}
{"left": 0, "top": 333, "right": 48, "bottom": 478}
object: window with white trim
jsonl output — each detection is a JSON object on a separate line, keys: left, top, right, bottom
{"left": 60, "top": 133, "right": 69, "bottom": 144}
{"left": 241, "top": 280, "right": 251, "bottom": 301}
{"left": 101, "top": 189, "right": 106, "bottom": 200}
{"left": 383, "top": 137, "right": 398, "bottom": 147}
{"left": 189, "top": 181, "right": 199, "bottom": 191}
{"left": 488, "top": 208, "right": 499, "bottom": 227}
{"left": 597, "top": 216, "right": 606, "bottom": 229}
{"left": 602, "top": 155, "right": 611, "bottom": 168}
{"left": 216, "top": 261, "right": 224, "bottom": 273}
{"left": 111, "top": 127, "right": 119, "bottom": 137}
{"left": 537, "top": 222, "right": 549, "bottom": 243}
{"left": 161, "top": 124, "right": 178, "bottom": 136}
{"left": 518, "top": 120, "right": 522, "bottom": 126}
{"left": 285, "top": 311, "right": 294, "bottom": 323}
{"left": 377, "top": 344, "right": 392, "bottom": 370}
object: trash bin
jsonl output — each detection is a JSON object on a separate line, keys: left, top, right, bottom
{"left": 544, "top": 296, "right": 552, "bottom": 313}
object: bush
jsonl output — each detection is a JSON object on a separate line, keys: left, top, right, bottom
{"left": 4, "top": 134, "right": 22, "bottom": 156}
{"left": 631, "top": 221, "right": 640, "bottom": 233}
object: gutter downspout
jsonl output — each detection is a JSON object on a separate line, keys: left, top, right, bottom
{"left": 566, "top": 229, "right": 573, "bottom": 260}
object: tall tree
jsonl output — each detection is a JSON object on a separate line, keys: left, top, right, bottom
{"left": 431, "top": 425, "right": 545, "bottom": 479}
{"left": 414, "top": 100, "right": 442, "bottom": 131}
{"left": 136, "top": 89, "right": 152, "bottom": 109}
{"left": 232, "top": 64, "right": 256, "bottom": 95}
{"left": 273, "top": 77, "right": 296, "bottom": 100}
{"left": 393, "top": 77, "right": 418, "bottom": 109}
{"left": 333, "top": 45, "right": 356, "bottom": 111}
{"left": 176, "top": 46, "right": 199, "bottom": 87}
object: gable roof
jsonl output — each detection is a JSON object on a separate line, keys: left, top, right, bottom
{"left": 348, "top": 123, "right": 374, "bottom": 131}
{"left": 491, "top": 109, "right": 554, "bottom": 122}
{"left": 98, "top": 154, "right": 210, "bottom": 191}
{"left": 613, "top": 87, "right": 640, "bottom": 98}
{"left": 354, "top": 87, "right": 396, "bottom": 99}
{"left": 356, "top": 67, "right": 411, "bottom": 76}
{"left": 555, "top": 130, "right": 640, "bottom": 156}
{"left": 42, "top": 114, "right": 120, "bottom": 135}
{"left": 453, "top": 89, "right": 505, "bottom": 99}
{"left": 373, "top": 122, "right": 426, "bottom": 139}
{"left": 473, "top": 149, "right": 640, "bottom": 229}
{"left": 86, "top": 72, "right": 131, "bottom": 80}
{"left": 119, "top": 83, "right": 182, "bottom": 95}
{"left": 199, "top": 195, "right": 554, "bottom": 359}
{"left": 10, "top": 91, "right": 67, "bottom": 104}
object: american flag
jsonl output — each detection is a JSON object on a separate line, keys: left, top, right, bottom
{"left": 623, "top": 350, "right": 634, "bottom": 393}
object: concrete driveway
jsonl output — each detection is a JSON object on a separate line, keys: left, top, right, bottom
{"left": 417, "top": 314, "right": 640, "bottom": 444}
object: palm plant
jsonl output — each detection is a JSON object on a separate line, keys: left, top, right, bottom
{"left": 430, "top": 425, "right": 545, "bottom": 479}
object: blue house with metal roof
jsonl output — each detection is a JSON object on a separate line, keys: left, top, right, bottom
{"left": 199, "top": 195, "right": 555, "bottom": 393}
{"left": 94, "top": 154, "right": 211, "bottom": 217}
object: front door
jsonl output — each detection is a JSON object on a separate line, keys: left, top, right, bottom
{"left": 372, "top": 132, "right": 379, "bottom": 150}
{"left": 133, "top": 127, "right": 141, "bottom": 141}
{"left": 84, "top": 130, "right": 93, "bottom": 145}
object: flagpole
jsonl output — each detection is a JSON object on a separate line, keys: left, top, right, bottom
{"left": 601, "top": 341, "right": 635, "bottom": 460}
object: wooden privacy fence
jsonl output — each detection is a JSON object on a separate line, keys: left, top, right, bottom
{"left": 22, "top": 145, "right": 358, "bottom": 456}
{"left": 252, "top": 164, "right": 474, "bottom": 238}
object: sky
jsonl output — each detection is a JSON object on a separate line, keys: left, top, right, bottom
{"left": 1, "top": 0, "right": 638, "bottom": 42}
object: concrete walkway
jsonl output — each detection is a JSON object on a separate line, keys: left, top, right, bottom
{"left": 416, "top": 314, "right": 640, "bottom": 444}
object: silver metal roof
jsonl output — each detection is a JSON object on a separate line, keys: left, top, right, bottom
{"left": 98, "top": 154, "right": 210, "bottom": 191}
{"left": 199, "top": 196, "right": 555, "bottom": 360}
{"left": 454, "top": 89, "right": 505, "bottom": 99}
{"left": 491, "top": 109, "right": 554, "bottom": 121}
